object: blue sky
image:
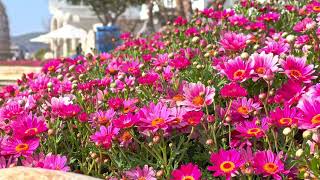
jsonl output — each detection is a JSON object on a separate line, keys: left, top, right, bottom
{"left": 3, "top": 0, "right": 51, "bottom": 36}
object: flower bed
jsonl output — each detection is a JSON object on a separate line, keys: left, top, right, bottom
{"left": 0, "top": 0, "right": 320, "bottom": 179}
{"left": 0, "top": 60, "right": 46, "bottom": 67}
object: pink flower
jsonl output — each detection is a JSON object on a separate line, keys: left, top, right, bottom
{"left": 125, "top": 165, "right": 156, "bottom": 180}
{"left": 108, "top": 97, "right": 123, "bottom": 110}
{"left": 89, "top": 109, "right": 115, "bottom": 127}
{"left": 261, "top": 37, "right": 290, "bottom": 55}
{"left": 169, "top": 107, "right": 188, "bottom": 129}
{"left": 174, "top": 16, "right": 187, "bottom": 26}
{"left": 219, "top": 32, "right": 249, "bottom": 52}
{"left": 181, "top": 82, "right": 215, "bottom": 110}
{"left": 113, "top": 113, "right": 138, "bottom": 129}
{"left": 293, "top": 18, "right": 316, "bottom": 33}
{"left": 138, "top": 72, "right": 159, "bottom": 85}
{"left": 257, "top": 12, "right": 280, "bottom": 22}
{"left": 281, "top": 56, "right": 316, "bottom": 83}
{"left": 253, "top": 150, "right": 288, "bottom": 180}
{"left": 0, "top": 156, "right": 17, "bottom": 169}
{"left": 0, "top": 101, "right": 25, "bottom": 121}
{"left": 306, "top": 1, "right": 320, "bottom": 13}
{"left": 249, "top": 52, "right": 279, "bottom": 80}
{"left": 222, "top": 57, "right": 252, "bottom": 82}
{"left": 274, "top": 80, "right": 305, "bottom": 105}
{"left": 1, "top": 138, "right": 39, "bottom": 157}
{"left": 183, "top": 111, "right": 203, "bottom": 126}
{"left": 228, "top": 15, "right": 249, "bottom": 26}
{"left": 208, "top": 149, "right": 245, "bottom": 180}
{"left": 42, "top": 59, "right": 61, "bottom": 73}
{"left": 269, "top": 106, "right": 299, "bottom": 127}
{"left": 171, "top": 163, "right": 202, "bottom": 180}
{"left": 22, "top": 152, "right": 46, "bottom": 168}
{"left": 297, "top": 98, "right": 320, "bottom": 129}
{"left": 170, "top": 55, "right": 191, "bottom": 70}
{"left": 42, "top": 154, "right": 70, "bottom": 171}
{"left": 11, "top": 113, "right": 48, "bottom": 139}
{"left": 90, "top": 125, "right": 119, "bottom": 149}
{"left": 235, "top": 118, "right": 268, "bottom": 139}
{"left": 138, "top": 102, "right": 171, "bottom": 134}
{"left": 220, "top": 82, "right": 247, "bottom": 98}
{"left": 231, "top": 97, "right": 261, "bottom": 119}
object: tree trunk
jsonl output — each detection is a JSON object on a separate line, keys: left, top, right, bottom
{"left": 147, "top": 0, "right": 155, "bottom": 33}
{"left": 183, "top": 0, "right": 193, "bottom": 21}
{"left": 155, "top": 0, "right": 169, "bottom": 23}
{"left": 175, "top": 0, "right": 186, "bottom": 18}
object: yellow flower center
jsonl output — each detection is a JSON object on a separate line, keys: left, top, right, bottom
{"left": 237, "top": 106, "right": 249, "bottom": 115}
{"left": 263, "top": 162, "right": 278, "bottom": 174}
{"left": 47, "top": 66, "right": 55, "bottom": 72}
{"left": 311, "top": 114, "right": 320, "bottom": 124}
{"left": 151, "top": 118, "right": 164, "bottom": 127}
{"left": 233, "top": 69, "right": 245, "bottom": 79}
{"left": 138, "top": 177, "right": 146, "bottom": 180}
{"left": 256, "top": 67, "right": 266, "bottom": 74}
{"left": 98, "top": 117, "right": 109, "bottom": 124}
{"left": 279, "top": 117, "right": 292, "bottom": 126}
{"left": 123, "top": 107, "right": 130, "bottom": 113}
{"left": 182, "top": 176, "right": 195, "bottom": 180}
{"left": 289, "top": 70, "right": 302, "bottom": 79}
{"left": 247, "top": 128, "right": 262, "bottom": 136}
{"left": 220, "top": 161, "right": 235, "bottom": 173}
{"left": 25, "top": 128, "right": 38, "bottom": 135}
{"left": 171, "top": 118, "right": 181, "bottom": 125}
{"left": 120, "top": 131, "right": 132, "bottom": 142}
{"left": 313, "top": 6, "right": 320, "bottom": 12}
{"left": 173, "top": 94, "right": 185, "bottom": 102}
{"left": 15, "top": 143, "right": 29, "bottom": 152}
{"left": 192, "top": 96, "right": 205, "bottom": 106}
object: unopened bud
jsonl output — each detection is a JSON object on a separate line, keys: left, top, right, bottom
{"left": 156, "top": 170, "right": 164, "bottom": 177}
{"left": 283, "top": 127, "right": 291, "bottom": 136}
{"left": 48, "top": 129, "right": 55, "bottom": 136}
{"left": 295, "top": 149, "right": 304, "bottom": 157}
{"left": 153, "top": 135, "right": 160, "bottom": 144}
{"left": 206, "top": 139, "right": 213, "bottom": 145}
{"left": 303, "top": 130, "right": 312, "bottom": 139}
{"left": 240, "top": 52, "right": 249, "bottom": 60}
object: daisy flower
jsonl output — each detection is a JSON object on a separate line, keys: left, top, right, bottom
{"left": 43, "top": 154, "right": 70, "bottom": 171}
{"left": 219, "top": 32, "right": 249, "bottom": 52}
{"left": 171, "top": 163, "right": 202, "bottom": 180}
{"left": 231, "top": 97, "right": 261, "bottom": 119}
{"left": 11, "top": 113, "right": 48, "bottom": 139}
{"left": 89, "top": 109, "right": 116, "bottom": 127}
{"left": 220, "top": 82, "right": 247, "bottom": 98}
{"left": 281, "top": 56, "right": 316, "bottom": 83}
{"left": 182, "top": 111, "right": 204, "bottom": 126}
{"left": 222, "top": 57, "right": 252, "bottom": 82}
{"left": 235, "top": 118, "right": 268, "bottom": 139}
{"left": 269, "top": 106, "right": 299, "bottom": 127}
{"left": 181, "top": 82, "right": 215, "bottom": 110}
{"left": 208, "top": 149, "right": 245, "bottom": 180}
{"left": 113, "top": 113, "right": 138, "bottom": 129}
{"left": 249, "top": 52, "right": 279, "bottom": 80}
{"left": 1, "top": 138, "right": 39, "bottom": 157}
{"left": 125, "top": 165, "right": 156, "bottom": 180}
{"left": 253, "top": 150, "right": 288, "bottom": 180}
{"left": 90, "top": 125, "right": 119, "bottom": 149}
{"left": 297, "top": 98, "right": 320, "bottom": 129}
{"left": 138, "top": 102, "right": 171, "bottom": 134}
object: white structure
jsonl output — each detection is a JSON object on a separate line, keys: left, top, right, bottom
{"left": 47, "top": 0, "right": 233, "bottom": 57}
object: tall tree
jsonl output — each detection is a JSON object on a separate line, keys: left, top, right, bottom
{"left": 175, "top": 0, "right": 186, "bottom": 18}
{"left": 147, "top": 0, "right": 155, "bottom": 32}
{"left": 65, "top": 0, "right": 146, "bottom": 25}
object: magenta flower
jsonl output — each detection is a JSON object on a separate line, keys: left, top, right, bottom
{"left": 269, "top": 106, "right": 299, "bottom": 127}
{"left": 257, "top": 12, "right": 280, "bottom": 22}
{"left": 43, "top": 154, "right": 70, "bottom": 171}
{"left": 228, "top": 14, "right": 249, "bottom": 26}
{"left": 11, "top": 113, "right": 48, "bottom": 139}
{"left": 261, "top": 37, "right": 290, "bottom": 55}
{"left": 89, "top": 109, "right": 116, "bottom": 127}
{"left": 253, "top": 150, "right": 288, "bottom": 180}
{"left": 90, "top": 125, "right": 119, "bottom": 149}
{"left": 220, "top": 82, "right": 247, "bottom": 98}
{"left": 42, "top": 59, "right": 61, "bottom": 73}
{"left": 222, "top": 57, "right": 252, "bottom": 82}
{"left": 219, "top": 32, "right": 249, "bottom": 52}
{"left": 0, "top": 101, "right": 25, "bottom": 121}
{"left": 170, "top": 55, "right": 191, "bottom": 70}
{"left": 208, "top": 149, "right": 245, "bottom": 180}
{"left": 125, "top": 165, "right": 156, "bottom": 180}
{"left": 182, "top": 111, "right": 203, "bottom": 126}
{"left": 180, "top": 82, "right": 215, "bottom": 110}
{"left": 138, "top": 102, "right": 171, "bottom": 134}
{"left": 249, "top": 52, "right": 279, "bottom": 80}
{"left": 138, "top": 72, "right": 160, "bottom": 85}
{"left": 113, "top": 113, "right": 138, "bottom": 129}
{"left": 274, "top": 80, "right": 305, "bottom": 105}
{"left": 108, "top": 97, "right": 124, "bottom": 110}
{"left": 231, "top": 97, "right": 261, "bottom": 118}
{"left": 22, "top": 152, "right": 46, "bottom": 168}
{"left": 297, "top": 98, "right": 320, "bottom": 129}
{"left": 293, "top": 18, "right": 316, "bottom": 33}
{"left": 171, "top": 163, "right": 202, "bottom": 180}
{"left": 0, "top": 156, "right": 17, "bottom": 169}
{"left": 169, "top": 107, "right": 188, "bottom": 129}
{"left": 1, "top": 138, "right": 39, "bottom": 157}
{"left": 281, "top": 56, "right": 316, "bottom": 83}
{"left": 235, "top": 118, "right": 268, "bottom": 139}
{"left": 306, "top": 1, "right": 320, "bottom": 13}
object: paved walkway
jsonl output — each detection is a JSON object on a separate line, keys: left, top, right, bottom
{"left": 0, "top": 66, "right": 41, "bottom": 86}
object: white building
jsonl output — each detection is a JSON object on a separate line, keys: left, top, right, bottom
{"left": 48, "top": 0, "right": 235, "bottom": 57}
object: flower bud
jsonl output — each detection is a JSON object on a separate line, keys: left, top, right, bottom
{"left": 191, "top": 36, "right": 200, "bottom": 43}
{"left": 90, "top": 152, "right": 97, "bottom": 159}
{"left": 283, "top": 127, "right": 291, "bottom": 135}
{"left": 156, "top": 170, "right": 164, "bottom": 177}
{"left": 240, "top": 52, "right": 249, "bottom": 60}
{"left": 69, "top": 65, "right": 76, "bottom": 71}
{"left": 259, "top": 93, "right": 266, "bottom": 100}
{"left": 47, "top": 82, "right": 53, "bottom": 88}
{"left": 295, "top": 149, "right": 304, "bottom": 157}
{"left": 225, "top": 116, "right": 232, "bottom": 123}
{"left": 206, "top": 139, "right": 213, "bottom": 145}
{"left": 303, "top": 130, "right": 312, "bottom": 139}
{"left": 48, "top": 129, "right": 55, "bottom": 136}
{"left": 153, "top": 135, "right": 160, "bottom": 144}
{"left": 285, "top": 35, "right": 296, "bottom": 43}
{"left": 57, "top": 74, "right": 64, "bottom": 81}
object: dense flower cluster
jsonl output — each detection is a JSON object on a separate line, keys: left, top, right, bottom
{"left": 0, "top": 0, "right": 320, "bottom": 179}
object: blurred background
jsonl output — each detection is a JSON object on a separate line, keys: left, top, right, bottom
{"left": 0, "top": 0, "right": 235, "bottom": 85}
